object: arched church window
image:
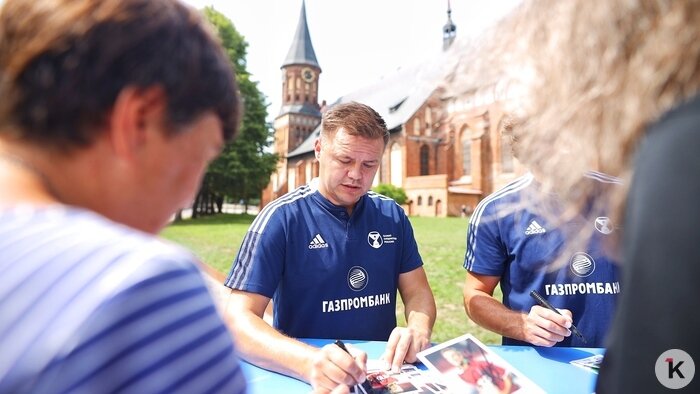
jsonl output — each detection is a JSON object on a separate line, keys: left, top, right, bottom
{"left": 462, "top": 130, "right": 472, "bottom": 177}
{"left": 420, "top": 145, "right": 429, "bottom": 175}
{"left": 425, "top": 107, "right": 433, "bottom": 136}
{"left": 390, "top": 142, "right": 403, "bottom": 187}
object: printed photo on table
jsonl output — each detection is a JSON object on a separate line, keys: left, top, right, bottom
{"left": 417, "top": 334, "right": 544, "bottom": 394}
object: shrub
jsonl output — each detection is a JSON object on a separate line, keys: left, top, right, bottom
{"left": 372, "top": 184, "right": 408, "bottom": 205}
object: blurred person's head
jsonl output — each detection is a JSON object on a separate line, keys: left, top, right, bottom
{"left": 0, "top": 0, "right": 240, "bottom": 233}
{"left": 504, "top": 0, "right": 700, "bottom": 220}
{"left": 449, "top": 0, "right": 700, "bottom": 256}
{"left": 314, "top": 101, "right": 388, "bottom": 213}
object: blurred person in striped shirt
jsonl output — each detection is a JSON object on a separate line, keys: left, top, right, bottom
{"left": 0, "top": 0, "right": 246, "bottom": 393}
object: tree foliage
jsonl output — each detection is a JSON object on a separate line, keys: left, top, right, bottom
{"left": 372, "top": 184, "right": 408, "bottom": 205}
{"left": 190, "top": 7, "right": 277, "bottom": 218}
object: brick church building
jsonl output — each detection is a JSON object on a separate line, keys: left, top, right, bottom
{"left": 262, "top": 1, "right": 524, "bottom": 217}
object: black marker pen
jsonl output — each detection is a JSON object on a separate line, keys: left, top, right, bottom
{"left": 530, "top": 290, "right": 587, "bottom": 344}
{"left": 334, "top": 340, "right": 374, "bottom": 393}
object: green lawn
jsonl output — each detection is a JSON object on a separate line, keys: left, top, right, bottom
{"left": 161, "top": 214, "right": 502, "bottom": 344}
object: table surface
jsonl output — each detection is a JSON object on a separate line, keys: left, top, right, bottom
{"left": 240, "top": 339, "right": 604, "bottom": 394}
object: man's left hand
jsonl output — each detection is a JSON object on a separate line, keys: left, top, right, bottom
{"left": 380, "top": 326, "right": 431, "bottom": 372}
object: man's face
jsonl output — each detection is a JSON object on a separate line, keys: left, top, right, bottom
{"left": 315, "top": 128, "right": 383, "bottom": 212}
{"left": 140, "top": 111, "right": 223, "bottom": 233}
{"left": 443, "top": 349, "right": 464, "bottom": 367}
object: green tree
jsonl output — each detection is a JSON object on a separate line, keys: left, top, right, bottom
{"left": 372, "top": 184, "right": 408, "bottom": 205}
{"left": 190, "top": 7, "right": 277, "bottom": 218}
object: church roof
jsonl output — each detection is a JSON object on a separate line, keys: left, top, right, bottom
{"left": 282, "top": 0, "right": 320, "bottom": 69}
{"left": 278, "top": 102, "right": 321, "bottom": 118}
{"left": 287, "top": 52, "right": 451, "bottom": 159}
{"left": 286, "top": 128, "right": 319, "bottom": 158}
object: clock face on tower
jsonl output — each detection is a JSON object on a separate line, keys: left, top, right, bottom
{"left": 301, "top": 67, "right": 315, "bottom": 83}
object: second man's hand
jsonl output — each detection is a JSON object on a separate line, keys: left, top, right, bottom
{"left": 523, "top": 304, "right": 573, "bottom": 347}
{"left": 530, "top": 290, "right": 586, "bottom": 343}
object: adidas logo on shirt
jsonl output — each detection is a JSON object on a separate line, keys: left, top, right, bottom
{"left": 524, "top": 220, "right": 546, "bottom": 235}
{"left": 308, "top": 234, "right": 329, "bottom": 249}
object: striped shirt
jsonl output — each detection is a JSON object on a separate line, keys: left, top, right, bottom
{"left": 0, "top": 206, "right": 246, "bottom": 394}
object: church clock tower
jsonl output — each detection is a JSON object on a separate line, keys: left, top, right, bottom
{"left": 268, "top": 0, "right": 322, "bottom": 200}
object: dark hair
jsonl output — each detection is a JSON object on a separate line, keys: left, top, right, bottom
{"left": 0, "top": 0, "right": 240, "bottom": 149}
{"left": 321, "top": 101, "right": 389, "bottom": 146}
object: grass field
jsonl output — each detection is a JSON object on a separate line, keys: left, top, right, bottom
{"left": 162, "top": 214, "right": 502, "bottom": 344}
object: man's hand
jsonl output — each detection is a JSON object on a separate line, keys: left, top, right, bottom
{"left": 522, "top": 305, "right": 573, "bottom": 346}
{"left": 380, "top": 326, "right": 431, "bottom": 372}
{"left": 309, "top": 343, "right": 367, "bottom": 394}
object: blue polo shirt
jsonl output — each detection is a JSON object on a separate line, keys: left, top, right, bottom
{"left": 464, "top": 172, "right": 622, "bottom": 347}
{"left": 226, "top": 181, "right": 423, "bottom": 341}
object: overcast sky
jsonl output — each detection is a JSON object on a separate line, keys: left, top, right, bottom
{"left": 182, "top": 0, "right": 522, "bottom": 121}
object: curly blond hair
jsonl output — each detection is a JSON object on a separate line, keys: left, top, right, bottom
{"left": 521, "top": 0, "right": 699, "bottom": 214}
{"left": 451, "top": 0, "right": 700, "bottom": 258}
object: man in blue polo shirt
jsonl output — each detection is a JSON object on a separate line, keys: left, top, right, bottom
{"left": 462, "top": 170, "right": 622, "bottom": 348}
{"left": 225, "top": 102, "right": 436, "bottom": 393}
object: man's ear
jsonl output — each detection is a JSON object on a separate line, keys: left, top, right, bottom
{"left": 314, "top": 137, "right": 322, "bottom": 160}
{"left": 107, "top": 86, "right": 167, "bottom": 160}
